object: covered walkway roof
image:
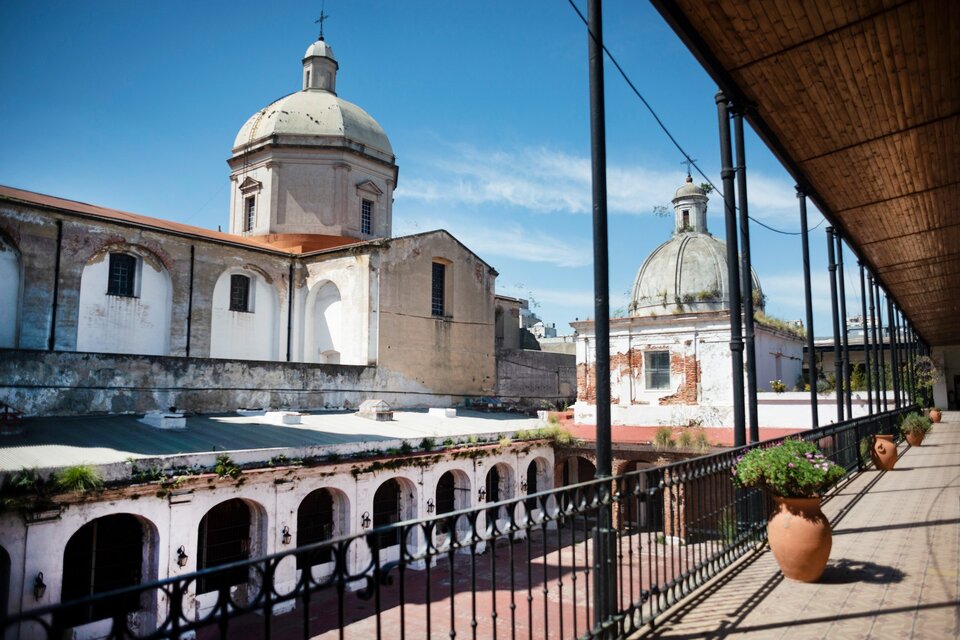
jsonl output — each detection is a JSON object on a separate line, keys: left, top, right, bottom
{"left": 649, "top": 0, "right": 960, "bottom": 346}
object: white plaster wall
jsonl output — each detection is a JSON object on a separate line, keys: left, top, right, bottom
{"left": 0, "top": 236, "right": 21, "bottom": 348}
{"left": 76, "top": 252, "right": 172, "bottom": 356}
{"left": 754, "top": 328, "right": 804, "bottom": 391}
{"left": 301, "top": 255, "right": 371, "bottom": 365}
{"left": 209, "top": 269, "right": 280, "bottom": 361}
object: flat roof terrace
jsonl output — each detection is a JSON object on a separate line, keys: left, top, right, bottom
{"left": 0, "top": 409, "right": 538, "bottom": 476}
{"left": 635, "top": 411, "right": 959, "bottom": 639}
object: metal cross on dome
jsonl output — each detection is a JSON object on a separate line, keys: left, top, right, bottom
{"left": 314, "top": 2, "right": 330, "bottom": 41}
{"left": 680, "top": 157, "right": 697, "bottom": 177}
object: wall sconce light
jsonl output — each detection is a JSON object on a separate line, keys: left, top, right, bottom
{"left": 361, "top": 511, "right": 372, "bottom": 529}
{"left": 176, "top": 546, "right": 189, "bottom": 567}
{"left": 520, "top": 480, "right": 528, "bottom": 493}
{"left": 426, "top": 499, "right": 435, "bottom": 513}
{"left": 281, "top": 526, "right": 292, "bottom": 545}
{"left": 478, "top": 488, "right": 487, "bottom": 503}
{"left": 33, "top": 572, "right": 46, "bottom": 600}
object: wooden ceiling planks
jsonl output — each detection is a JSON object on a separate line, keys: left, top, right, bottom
{"left": 652, "top": 0, "right": 960, "bottom": 345}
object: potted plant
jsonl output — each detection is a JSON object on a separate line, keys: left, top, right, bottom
{"left": 733, "top": 439, "right": 845, "bottom": 582}
{"left": 900, "top": 412, "right": 932, "bottom": 447}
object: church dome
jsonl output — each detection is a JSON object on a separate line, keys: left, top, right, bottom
{"left": 232, "top": 91, "right": 393, "bottom": 161}
{"left": 629, "top": 177, "right": 763, "bottom": 316}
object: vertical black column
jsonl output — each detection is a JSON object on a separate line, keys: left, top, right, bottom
{"left": 887, "top": 299, "right": 900, "bottom": 408}
{"left": 717, "top": 93, "right": 746, "bottom": 447}
{"left": 859, "top": 262, "right": 873, "bottom": 414}
{"left": 868, "top": 276, "right": 882, "bottom": 411}
{"left": 826, "top": 227, "right": 844, "bottom": 422}
{"left": 733, "top": 109, "right": 759, "bottom": 442}
{"left": 798, "top": 189, "right": 818, "bottom": 428}
{"left": 186, "top": 245, "right": 195, "bottom": 357}
{"left": 835, "top": 233, "right": 852, "bottom": 418}
{"left": 876, "top": 282, "right": 888, "bottom": 411}
{"left": 586, "top": 0, "right": 615, "bottom": 631}
{"left": 48, "top": 219, "right": 63, "bottom": 351}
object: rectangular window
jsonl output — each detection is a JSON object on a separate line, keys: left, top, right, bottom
{"left": 244, "top": 196, "right": 256, "bottom": 232}
{"left": 107, "top": 253, "right": 137, "bottom": 297}
{"left": 229, "top": 274, "right": 250, "bottom": 312}
{"left": 431, "top": 262, "right": 446, "bottom": 317}
{"left": 644, "top": 351, "right": 671, "bottom": 390}
{"left": 361, "top": 199, "right": 372, "bottom": 235}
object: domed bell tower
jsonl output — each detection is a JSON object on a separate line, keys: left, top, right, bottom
{"left": 672, "top": 175, "right": 709, "bottom": 235}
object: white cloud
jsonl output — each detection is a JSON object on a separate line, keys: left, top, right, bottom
{"left": 395, "top": 215, "right": 592, "bottom": 268}
{"left": 396, "top": 143, "right": 802, "bottom": 222}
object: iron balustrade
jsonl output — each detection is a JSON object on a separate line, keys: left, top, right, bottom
{"left": 2, "top": 406, "right": 915, "bottom": 639}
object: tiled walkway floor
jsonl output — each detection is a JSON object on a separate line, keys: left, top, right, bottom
{"left": 635, "top": 412, "right": 960, "bottom": 640}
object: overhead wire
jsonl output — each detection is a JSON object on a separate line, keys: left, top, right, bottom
{"left": 564, "top": 0, "right": 822, "bottom": 236}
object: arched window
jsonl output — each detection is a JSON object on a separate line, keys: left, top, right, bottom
{"left": 58, "top": 514, "right": 145, "bottom": 627}
{"left": 373, "top": 479, "right": 402, "bottom": 549}
{"left": 298, "top": 489, "right": 335, "bottom": 568}
{"left": 197, "top": 499, "right": 252, "bottom": 593}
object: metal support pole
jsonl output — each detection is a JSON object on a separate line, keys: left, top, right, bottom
{"left": 868, "top": 276, "right": 882, "bottom": 411}
{"left": 888, "top": 298, "right": 900, "bottom": 408}
{"left": 798, "top": 189, "right": 818, "bottom": 428}
{"left": 717, "top": 93, "right": 746, "bottom": 447}
{"left": 876, "top": 282, "right": 888, "bottom": 411}
{"left": 733, "top": 109, "right": 759, "bottom": 443}
{"left": 826, "top": 227, "right": 844, "bottom": 422}
{"left": 907, "top": 323, "right": 917, "bottom": 404}
{"left": 835, "top": 233, "right": 852, "bottom": 418}
{"left": 858, "top": 262, "right": 873, "bottom": 414}
{"left": 585, "top": 0, "right": 616, "bottom": 632}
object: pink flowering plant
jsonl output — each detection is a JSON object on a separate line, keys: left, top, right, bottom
{"left": 731, "top": 439, "right": 845, "bottom": 498}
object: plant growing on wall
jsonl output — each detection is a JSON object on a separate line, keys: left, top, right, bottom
{"left": 653, "top": 427, "right": 674, "bottom": 450}
{"left": 57, "top": 465, "right": 104, "bottom": 493}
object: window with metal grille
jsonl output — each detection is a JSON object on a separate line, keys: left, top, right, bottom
{"left": 244, "top": 196, "right": 256, "bottom": 232}
{"left": 196, "top": 499, "right": 251, "bottom": 594}
{"left": 297, "top": 489, "right": 335, "bottom": 568}
{"left": 107, "top": 253, "right": 136, "bottom": 297}
{"left": 361, "top": 199, "right": 372, "bottom": 235}
{"left": 229, "top": 274, "right": 250, "bottom": 312}
{"left": 645, "top": 351, "right": 671, "bottom": 390}
{"left": 431, "top": 262, "right": 445, "bottom": 316}
{"left": 373, "top": 479, "right": 401, "bottom": 549}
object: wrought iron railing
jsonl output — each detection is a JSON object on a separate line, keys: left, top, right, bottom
{"left": 2, "top": 406, "right": 914, "bottom": 639}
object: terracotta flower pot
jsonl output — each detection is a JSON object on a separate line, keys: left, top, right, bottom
{"left": 767, "top": 496, "right": 832, "bottom": 582}
{"left": 871, "top": 434, "right": 897, "bottom": 471}
{"left": 929, "top": 409, "right": 942, "bottom": 423}
{"left": 905, "top": 431, "right": 925, "bottom": 447}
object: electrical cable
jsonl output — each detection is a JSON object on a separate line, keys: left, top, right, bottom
{"left": 564, "top": 0, "right": 822, "bottom": 236}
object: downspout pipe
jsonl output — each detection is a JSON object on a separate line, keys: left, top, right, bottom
{"left": 858, "top": 262, "right": 873, "bottom": 414}
{"left": 798, "top": 189, "right": 818, "bottom": 428}
{"left": 835, "top": 233, "right": 852, "bottom": 418}
{"left": 733, "top": 108, "right": 759, "bottom": 443}
{"left": 286, "top": 261, "right": 295, "bottom": 362}
{"left": 48, "top": 220, "right": 63, "bottom": 351}
{"left": 717, "top": 92, "right": 746, "bottom": 447}
{"left": 826, "top": 227, "right": 843, "bottom": 422}
{"left": 185, "top": 245, "right": 195, "bottom": 357}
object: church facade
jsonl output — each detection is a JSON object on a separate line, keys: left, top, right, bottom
{"left": 572, "top": 177, "right": 805, "bottom": 428}
{"left": 0, "top": 38, "right": 497, "bottom": 415}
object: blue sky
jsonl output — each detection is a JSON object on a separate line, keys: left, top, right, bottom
{"left": 1, "top": 1, "right": 867, "bottom": 337}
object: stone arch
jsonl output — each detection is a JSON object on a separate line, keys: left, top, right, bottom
{"left": 484, "top": 462, "right": 516, "bottom": 532}
{"left": 196, "top": 498, "right": 267, "bottom": 594}
{"left": 76, "top": 243, "right": 173, "bottom": 355}
{"left": 0, "top": 231, "right": 22, "bottom": 348}
{"left": 209, "top": 266, "right": 280, "bottom": 360}
{"left": 296, "top": 487, "right": 350, "bottom": 570}
{"left": 372, "top": 476, "right": 418, "bottom": 552}
{"left": 434, "top": 469, "right": 471, "bottom": 540}
{"left": 56, "top": 513, "right": 159, "bottom": 629}
{"left": 304, "top": 279, "right": 343, "bottom": 364}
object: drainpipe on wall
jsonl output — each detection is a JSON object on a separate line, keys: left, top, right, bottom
{"left": 185, "top": 245, "right": 195, "bottom": 357}
{"left": 286, "top": 261, "right": 295, "bottom": 362}
{"left": 48, "top": 219, "right": 63, "bottom": 351}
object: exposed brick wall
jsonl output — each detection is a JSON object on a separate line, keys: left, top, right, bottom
{"left": 658, "top": 352, "right": 700, "bottom": 405}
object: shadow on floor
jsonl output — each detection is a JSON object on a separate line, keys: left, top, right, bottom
{"left": 819, "top": 558, "right": 905, "bottom": 584}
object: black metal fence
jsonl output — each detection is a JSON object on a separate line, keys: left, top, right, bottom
{"left": 2, "top": 407, "right": 913, "bottom": 639}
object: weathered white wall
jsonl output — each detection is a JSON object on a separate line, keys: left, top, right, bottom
{"left": 0, "top": 234, "right": 21, "bottom": 348}
{"left": 753, "top": 326, "right": 804, "bottom": 391}
{"left": 0, "top": 443, "right": 554, "bottom": 630}
{"left": 302, "top": 255, "right": 371, "bottom": 366}
{"left": 76, "top": 248, "right": 173, "bottom": 356}
{"left": 209, "top": 268, "right": 280, "bottom": 361}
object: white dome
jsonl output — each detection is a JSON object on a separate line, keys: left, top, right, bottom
{"left": 304, "top": 40, "right": 336, "bottom": 60}
{"left": 630, "top": 232, "right": 763, "bottom": 316}
{"left": 232, "top": 90, "right": 393, "bottom": 161}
